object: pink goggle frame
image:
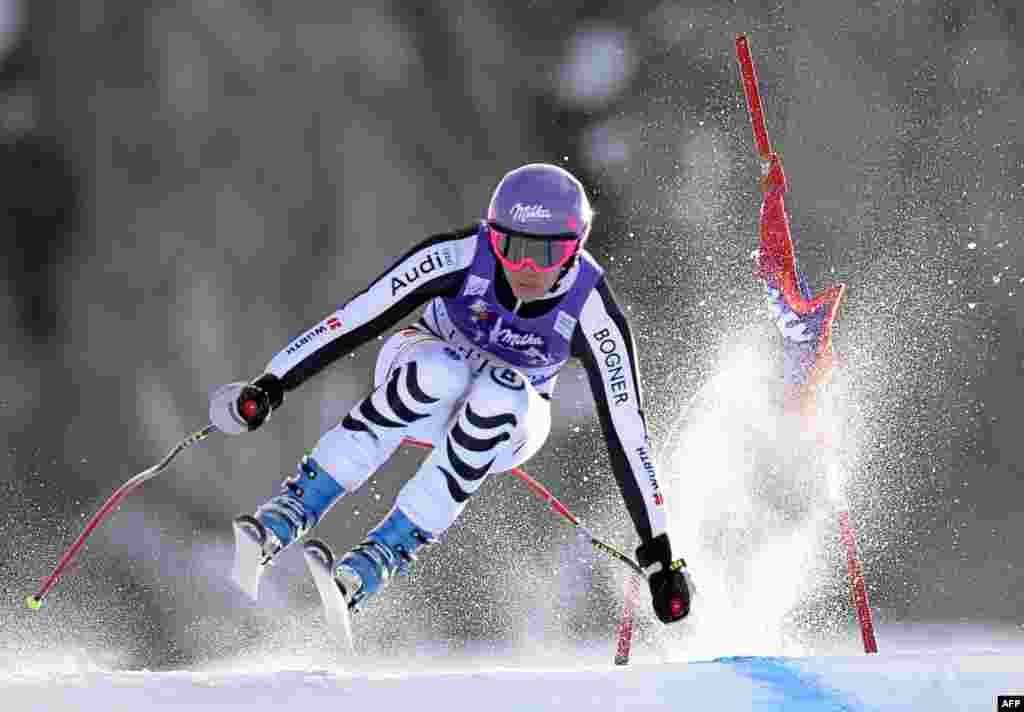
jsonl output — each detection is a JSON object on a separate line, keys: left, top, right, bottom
{"left": 488, "top": 226, "right": 580, "bottom": 273}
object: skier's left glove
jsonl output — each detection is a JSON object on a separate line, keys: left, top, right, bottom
{"left": 209, "top": 373, "right": 284, "bottom": 435}
{"left": 636, "top": 533, "right": 691, "bottom": 624}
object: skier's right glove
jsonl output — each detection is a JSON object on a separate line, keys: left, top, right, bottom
{"left": 636, "top": 533, "right": 691, "bottom": 624}
{"left": 209, "top": 373, "right": 284, "bottom": 434}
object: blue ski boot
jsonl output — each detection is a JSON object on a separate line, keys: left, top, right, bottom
{"left": 231, "top": 455, "right": 345, "bottom": 600}
{"left": 334, "top": 507, "right": 436, "bottom": 611}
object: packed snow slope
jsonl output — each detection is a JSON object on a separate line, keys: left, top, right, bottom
{"left": 3, "top": 647, "right": 1020, "bottom": 712}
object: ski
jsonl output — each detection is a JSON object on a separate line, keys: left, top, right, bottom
{"left": 231, "top": 515, "right": 271, "bottom": 601}
{"left": 303, "top": 538, "right": 355, "bottom": 653}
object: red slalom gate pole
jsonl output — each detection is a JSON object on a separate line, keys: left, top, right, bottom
{"left": 737, "top": 33, "right": 845, "bottom": 318}
{"left": 839, "top": 510, "right": 878, "bottom": 653}
{"left": 737, "top": 33, "right": 877, "bottom": 654}
{"left": 736, "top": 34, "right": 773, "bottom": 160}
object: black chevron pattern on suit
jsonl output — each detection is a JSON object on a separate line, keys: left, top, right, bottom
{"left": 387, "top": 367, "right": 429, "bottom": 422}
{"left": 441, "top": 466, "right": 472, "bottom": 503}
{"left": 446, "top": 436, "right": 494, "bottom": 482}
{"left": 464, "top": 402, "right": 518, "bottom": 430}
{"left": 404, "top": 362, "right": 439, "bottom": 405}
{"left": 342, "top": 413, "right": 370, "bottom": 433}
{"left": 359, "top": 393, "right": 405, "bottom": 429}
{"left": 451, "top": 420, "right": 510, "bottom": 452}
{"left": 352, "top": 363, "right": 445, "bottom": 431}
{"left": 438, "top": 395, "right": 518, "bottom": 502}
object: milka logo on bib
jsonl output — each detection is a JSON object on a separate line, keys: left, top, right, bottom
{"left": 491, "top": 327, "right": 550, "bottom": 365}
{"left": 494, "top": 329, "right": 544, "bottom": 349}
{"left": 509, "top": 203, "right": 552, "bottom": 222}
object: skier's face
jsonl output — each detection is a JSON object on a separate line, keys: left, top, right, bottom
{"left": 502, "top": 262, "right": 560, "bottom": 301}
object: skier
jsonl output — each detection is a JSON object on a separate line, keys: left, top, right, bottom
{"left": 209, "top": 163, "right": 691, "bottom": 631}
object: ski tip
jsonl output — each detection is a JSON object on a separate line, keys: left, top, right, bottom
{"left": 303, "top": 539, "right": 335, "bottom": 565}
{"left": 233, "top": 514, "right": 267, "bottom": 540}
{"left": 25, "top": 594, "right": 43, "bottom": 610}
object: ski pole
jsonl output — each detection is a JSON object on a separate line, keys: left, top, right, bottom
{"left": 510, "top": 462, "right": 648, "bottom": 579}
{"left": 26, "top": 424, "right": 218, "bottom": 609}
{"left": 402, "top": 438, "right": 646, "bottom": 579}
{"left": 404, "top": 436, "right": 649, "bottom": 666}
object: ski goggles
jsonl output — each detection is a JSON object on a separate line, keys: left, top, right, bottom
{"left": 488, "top": 224, "right": 580, "bottom": 273}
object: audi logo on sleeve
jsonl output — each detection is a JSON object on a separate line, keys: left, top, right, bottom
{"left": 390, "top": 248, "right": 456, "bottom": 296}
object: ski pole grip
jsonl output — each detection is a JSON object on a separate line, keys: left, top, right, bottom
{"left": 237, "top": 385, "right": 269, "bottom": 428}
{"left": 237, "top": 374, "right": 283, "bottom": 429}
{"left": 240, "top": 398, "right": 261, "bottom": 419}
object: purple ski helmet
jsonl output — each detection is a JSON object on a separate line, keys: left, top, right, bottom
{"left": 487, "top": 163, "right": 593, "bottom": 242}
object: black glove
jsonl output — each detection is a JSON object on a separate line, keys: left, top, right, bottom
{"left": 236, "top": 373, "right": 284, "bottom": 430}
{"left": 636, "top": 533, "right": 691, "bottom": 624}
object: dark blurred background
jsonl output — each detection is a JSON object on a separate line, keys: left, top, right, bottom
{"left": 1, "top": 0, "right": 1021, "bottom": 670}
